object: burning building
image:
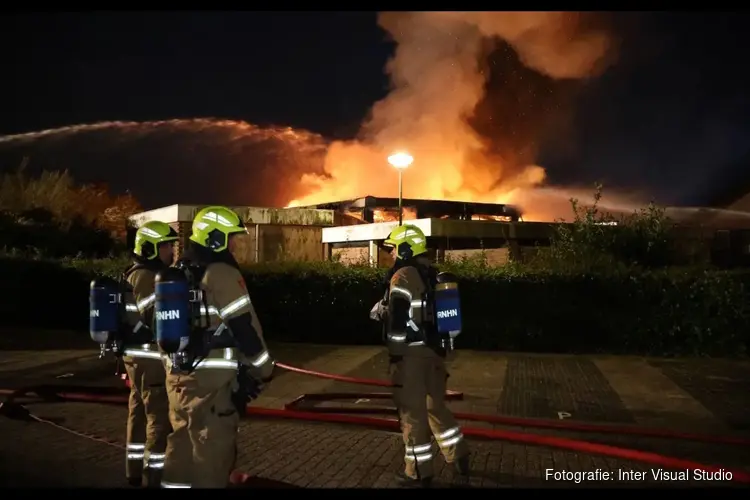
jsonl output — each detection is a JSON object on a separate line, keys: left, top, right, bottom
{"left": 296, "top": 196, "right": 522, "bottom": 224}
{"left": 128, "top": 197, "right": 554, "bottom": 267}
{"left": 295, "top": 196, "right": 552, "bottom": 267}
{"left": 128, "top": 186, "right": 750, "bottom": 268}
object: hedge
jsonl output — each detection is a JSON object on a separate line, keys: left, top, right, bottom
{"left": 2, "top": 257, "right": 748, "bottom": 357}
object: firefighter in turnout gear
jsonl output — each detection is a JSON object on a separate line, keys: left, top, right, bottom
{"left": 160, "top": 206, "right": 275, "bottom": 489}
{"left": 383, "top": 224, "right": 470, "bottom": 488}
{"left": 123, "top": 221, "right": 178, "bottom": 487}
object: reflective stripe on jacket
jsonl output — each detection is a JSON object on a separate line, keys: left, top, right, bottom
{"left": 122, "top": 267, "right": 159, "bottom": 352}
{"left": 386, "top": 265, "right": 429, "bottom": 354}
{"left": 189, "top": 262, "right": 273, "bottom": 373}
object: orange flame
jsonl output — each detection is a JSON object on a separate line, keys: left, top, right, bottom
{"left": 285, "top": 142, "right": 547, "bottom": 209}
{"left": 284, "top": 12, "right": 616, "bottom": 222}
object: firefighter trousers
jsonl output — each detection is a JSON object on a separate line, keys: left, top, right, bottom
{"left": 161, "top": 364, "right": 239, "bottom": 488}
{"left": 123, "top": 353, "right": 170, "bottom": 487}
{"left": 390, "top": 348, "right": 470, "bottom": 479}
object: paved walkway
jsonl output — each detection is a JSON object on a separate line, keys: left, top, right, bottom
{"left": 1, "top": 338, "right": 748, "bottom": 488}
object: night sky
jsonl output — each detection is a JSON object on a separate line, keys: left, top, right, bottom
{"left": 2, "top": 11, "right": 749, "bottom": 211}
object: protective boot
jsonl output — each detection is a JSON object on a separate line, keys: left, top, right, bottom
{"left": 450, "top": 455, "right": 470, "bottom": 486}
{"left": 144, "top": 468, "right": 163, "bottom": 488}
{"left": 127, "top": 476, "right": 142, "bottom": 488}
{"left": 394, "top": 472, "right": 433, "bottom": 488}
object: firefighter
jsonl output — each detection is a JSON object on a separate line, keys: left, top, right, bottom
{"left": 122, "top": 220, "right": 178, "bottom": 487}
{"left": 382, "top": 224, "right": 470, "bottom": 488}
{"left": 160, "top": 205, "right": 275, "bottom": 489}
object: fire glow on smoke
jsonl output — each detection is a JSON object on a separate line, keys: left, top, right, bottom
{"left": 287, "top": 11, "right": 616, "bottom": 221}
{"left": 0, "top": 12, "right": 633, "bottom": 222}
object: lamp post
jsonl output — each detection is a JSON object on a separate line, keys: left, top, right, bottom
{"left": 387, "top": 152, "right": 414, "bottom": 226}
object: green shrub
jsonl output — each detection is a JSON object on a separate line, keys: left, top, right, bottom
{"left": 2, "top": 256, "right": 748, "bottom": 357}
{"left": 535, "top": 185, "right": 678, "bottom": 274}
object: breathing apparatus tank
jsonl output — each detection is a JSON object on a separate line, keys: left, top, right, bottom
{"left": 154, "top": 267, "right": 191, "bottom": 355}
{"left": 434, "top": 272, "right": 462, "bottom": 351}
{"left": 89, "top": 276, "right": 123, "bottom": 355}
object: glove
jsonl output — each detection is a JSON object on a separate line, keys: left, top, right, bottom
{"left": 369, "top": 300, "right": 388, "bottom": 322}
{"left": 244, "top": 376, "right": 265, "bottom": 401}
{"left": 231, "top": 367, "right": 265, "bottom": 414}
{"left": 259, "top": 362, "right": 276, "bottom": 384}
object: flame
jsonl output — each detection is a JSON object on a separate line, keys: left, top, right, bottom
{"left": 287, "top": 142, "right": 548, "bottom": 209}
{"left": 372, "top": 208, "right": 419, "bottom": 223}
{"left": 471, "top": 214, "right": 514, "bottom": 222}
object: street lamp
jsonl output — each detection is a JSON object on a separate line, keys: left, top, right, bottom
{"left": 387, "top": 152, "right": 414, "bottom": 225}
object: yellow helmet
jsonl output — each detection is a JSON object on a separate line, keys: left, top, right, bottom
{"left": 384, "top": 224, "right": 428, "bottom": 260}
{"left": 133, "top": 220, "right": 178, "bottom": 260}
{"left": 189, "top": 206, "right": 247, "bottom": 253}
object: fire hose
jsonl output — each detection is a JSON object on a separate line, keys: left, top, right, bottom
{"left": 1, "top": 361, "right": 749, "bottom": 485}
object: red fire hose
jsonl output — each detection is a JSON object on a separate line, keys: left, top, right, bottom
{"left": 275, "top": 362, "right": 395, "bottom": 387}
{"left": 278, "top": 362, "right": 750, "bottom": 447}
{"left": 2, "top": 361, "right": 749, "bottom": 484}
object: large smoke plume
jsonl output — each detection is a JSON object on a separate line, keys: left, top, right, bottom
{"left": 0, "top": 12, "right": 628, "bottom": 220}
{"left": 290, "top": 12, "right": 617, "bottom": 219}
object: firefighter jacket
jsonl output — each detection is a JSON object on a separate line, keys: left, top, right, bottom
{"left": 122, "top": 262, "right": 163, "bottom": 361}
{"left": 386, "top": 257, "right": 435, "bottom": 357}
{"left": 194, "top": 261, "right": 274, "bottom": 380}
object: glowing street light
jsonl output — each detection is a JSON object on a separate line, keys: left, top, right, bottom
{"left": 387, "top": 152, "right": 413, "bottom": 225}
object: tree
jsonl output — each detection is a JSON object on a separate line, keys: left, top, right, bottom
{"left": 0, "top": 159, "right": 144, "bottom": 256}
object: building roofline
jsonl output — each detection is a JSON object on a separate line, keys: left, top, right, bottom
{"left": 128, "top": 204, "right": 339, "bottom": 226}
{"left": 321, "top": 218, "right": 552, "bottom": 244}
{"left": 296, "top": 195, "right": 522, "bottom": 218}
